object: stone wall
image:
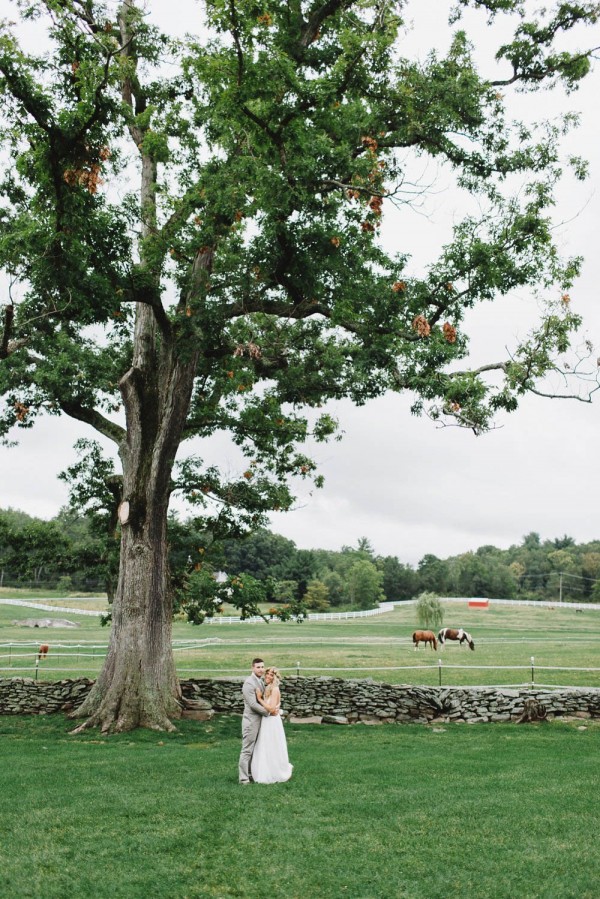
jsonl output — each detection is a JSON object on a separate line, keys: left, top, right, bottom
{"left": 180, "top": 677, "right": 600, "bottom": 724}
{"left": 2, "top": 675, "right": 600, "bottom": 723}
{"left": 0, "top": 677, "right": 94, "bottom": 715}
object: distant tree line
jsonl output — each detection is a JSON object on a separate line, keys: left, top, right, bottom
{"left": 416, "top": 532, "right": 600, "bottom": 604}
{"left": 0, "top": 507, "right": 109, "bottom": 594}
{"left": 1, "top": 508, "right": 599, "bottom": 612}
{"left": 213, "top": 528, "right": 600, "bottom": 606}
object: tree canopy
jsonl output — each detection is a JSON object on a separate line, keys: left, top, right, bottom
{"left": 0, "top": 0, "right": 598, "bottom": 731}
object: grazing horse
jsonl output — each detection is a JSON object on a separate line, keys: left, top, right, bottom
{"left": 412, "top": 630, "right": 437, "bottom": 650}
{"left": 437, "top": 628, "right": 475, "bottom": 650}
{"left": 37, "top": 644, "right": 49, "bottom": 660}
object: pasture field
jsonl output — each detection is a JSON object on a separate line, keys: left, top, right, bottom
{"left": 1, "top": 712, "right": 599, "bottom": 898}
{"left": 0, "top": 587, "right": 106, "bottom": 603}
{"left": 1, "top": 599, "right": 600, "bottom": 688}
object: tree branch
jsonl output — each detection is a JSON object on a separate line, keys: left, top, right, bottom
{"left": 299, "top": 0, "right": 356, "bottom": 50}
{"left": 67, "top": 0, "right": 107, "bottom": 35}
{"left": 0, "top": 304, "right": 14, "bottom": 359}
{"left": 120, "top": 270, "right": 172, "bottom": 342}
{"left": 228, "top": 0, "right": 245, "bottom": 86}
{"left": 491, "top": 48, "right": 600, "bottom": 87}
{"left": 527, "top": 383, "right": 599, "bottom": 402}
{"left": 0, "top": 46, "right": 55, "bottom": 134}
{"left": 447, "top": 362, "right": 509, "bottom": 378}
{"left": 118, "top": 0, "right": 147, "bottom": 146}
{"left": 0, "top": 304, "right": 30, "bottom": 359}
{"left": 59, "top": 400, "right": 126, "bottom": 446}
{"left": 72, "top": 43, "right": 120, "bottom": 144}
{"left": 226, "top": 296, "right": 332, "bottom": 321}
{"left": 149, "top": 299, "right": 171, "bottom": 341}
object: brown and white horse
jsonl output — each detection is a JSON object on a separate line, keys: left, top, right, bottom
{"left": 437, "top": 628, "right": 475, "bottom": 650}
{"left": 412, "top": 630, "right": 437, "bottom": 650}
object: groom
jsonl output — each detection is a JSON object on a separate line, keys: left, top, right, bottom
{"left": 239, "top": 657, "right": 276, "bottom": 784}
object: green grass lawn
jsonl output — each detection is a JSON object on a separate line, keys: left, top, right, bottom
{"left": 2, "top": 599, "right": 600, "bottom": 688}
{"left": 1, "top": 713, "right": 599, "bottom": 898}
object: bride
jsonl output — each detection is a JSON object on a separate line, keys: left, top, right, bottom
{"left": 251, "top": 666, "right": 293, "bottom": 784}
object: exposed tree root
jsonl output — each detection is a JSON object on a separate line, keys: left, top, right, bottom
{"left": 69, "top": 676, "right": 181, "bottom": 734}
{"left": 516, "top": 699, "right": 548, "bottom": 723}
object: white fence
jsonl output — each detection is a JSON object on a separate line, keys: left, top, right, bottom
{"left": 2, "top": 595, "right": 598, "bottom": 626}
{"left": 205, "top": 602, "right": 396, "bottom": 624}
{"left": 2, "top": 651, "right": 600, "bottom": 689}
{"left": 0, "top": 597, "right": 396, "bottom": 622}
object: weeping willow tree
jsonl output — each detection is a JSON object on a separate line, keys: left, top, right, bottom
{"left": 415, "top": 592, "right": 444, "bottom": 630}
{"left": 0, "top": 0, "right": 598, "bottom": 731}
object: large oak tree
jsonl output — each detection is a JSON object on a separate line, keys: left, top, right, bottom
{"left": 0, "top": 0, "right": 598, "bottom": 731}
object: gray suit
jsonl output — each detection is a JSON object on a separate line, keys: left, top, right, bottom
{"left": 238, "top": 672, "right": 270, "bottom": 783}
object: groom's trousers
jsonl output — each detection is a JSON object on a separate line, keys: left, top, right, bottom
{"left": 239, "top": 714, "right": 262, "bottom": 782}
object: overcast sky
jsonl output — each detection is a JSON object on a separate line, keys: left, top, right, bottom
{"left": 0, "top": 1, "right": 598, "bottom": 565}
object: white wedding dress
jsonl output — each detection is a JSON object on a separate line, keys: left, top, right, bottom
{"left": 251, "top": 688, "right": 293, "bottom": 784}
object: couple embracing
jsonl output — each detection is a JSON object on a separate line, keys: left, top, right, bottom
{"left": 238, "top": 658, "right": 293, "bottom": 785}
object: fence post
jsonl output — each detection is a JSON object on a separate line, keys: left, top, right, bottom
{"left": 35, "top": 657, "right": 39, "bottom": 681}
{"left": 438, "top": 658, "right": 442, "bottom": 687}
{"left": 531, "top": 656, "right": 535, "bottom": 686}
{"left": 296, "top": 660, "right": 300, "bottom": 677}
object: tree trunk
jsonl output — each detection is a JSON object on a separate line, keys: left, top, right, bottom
{"left": 71, "top": 334, "right": 200, "bottom": 733}
{"left": 70, "top": 497, "right": 181, "bottom": 732}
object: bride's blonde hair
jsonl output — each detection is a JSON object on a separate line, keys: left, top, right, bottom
{"left": 265, "top": 666, "right": 281, "bottom": 686}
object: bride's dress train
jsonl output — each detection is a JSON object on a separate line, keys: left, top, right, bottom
{"left": 251, "top": 715, "right": 293, "bottom": 784}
